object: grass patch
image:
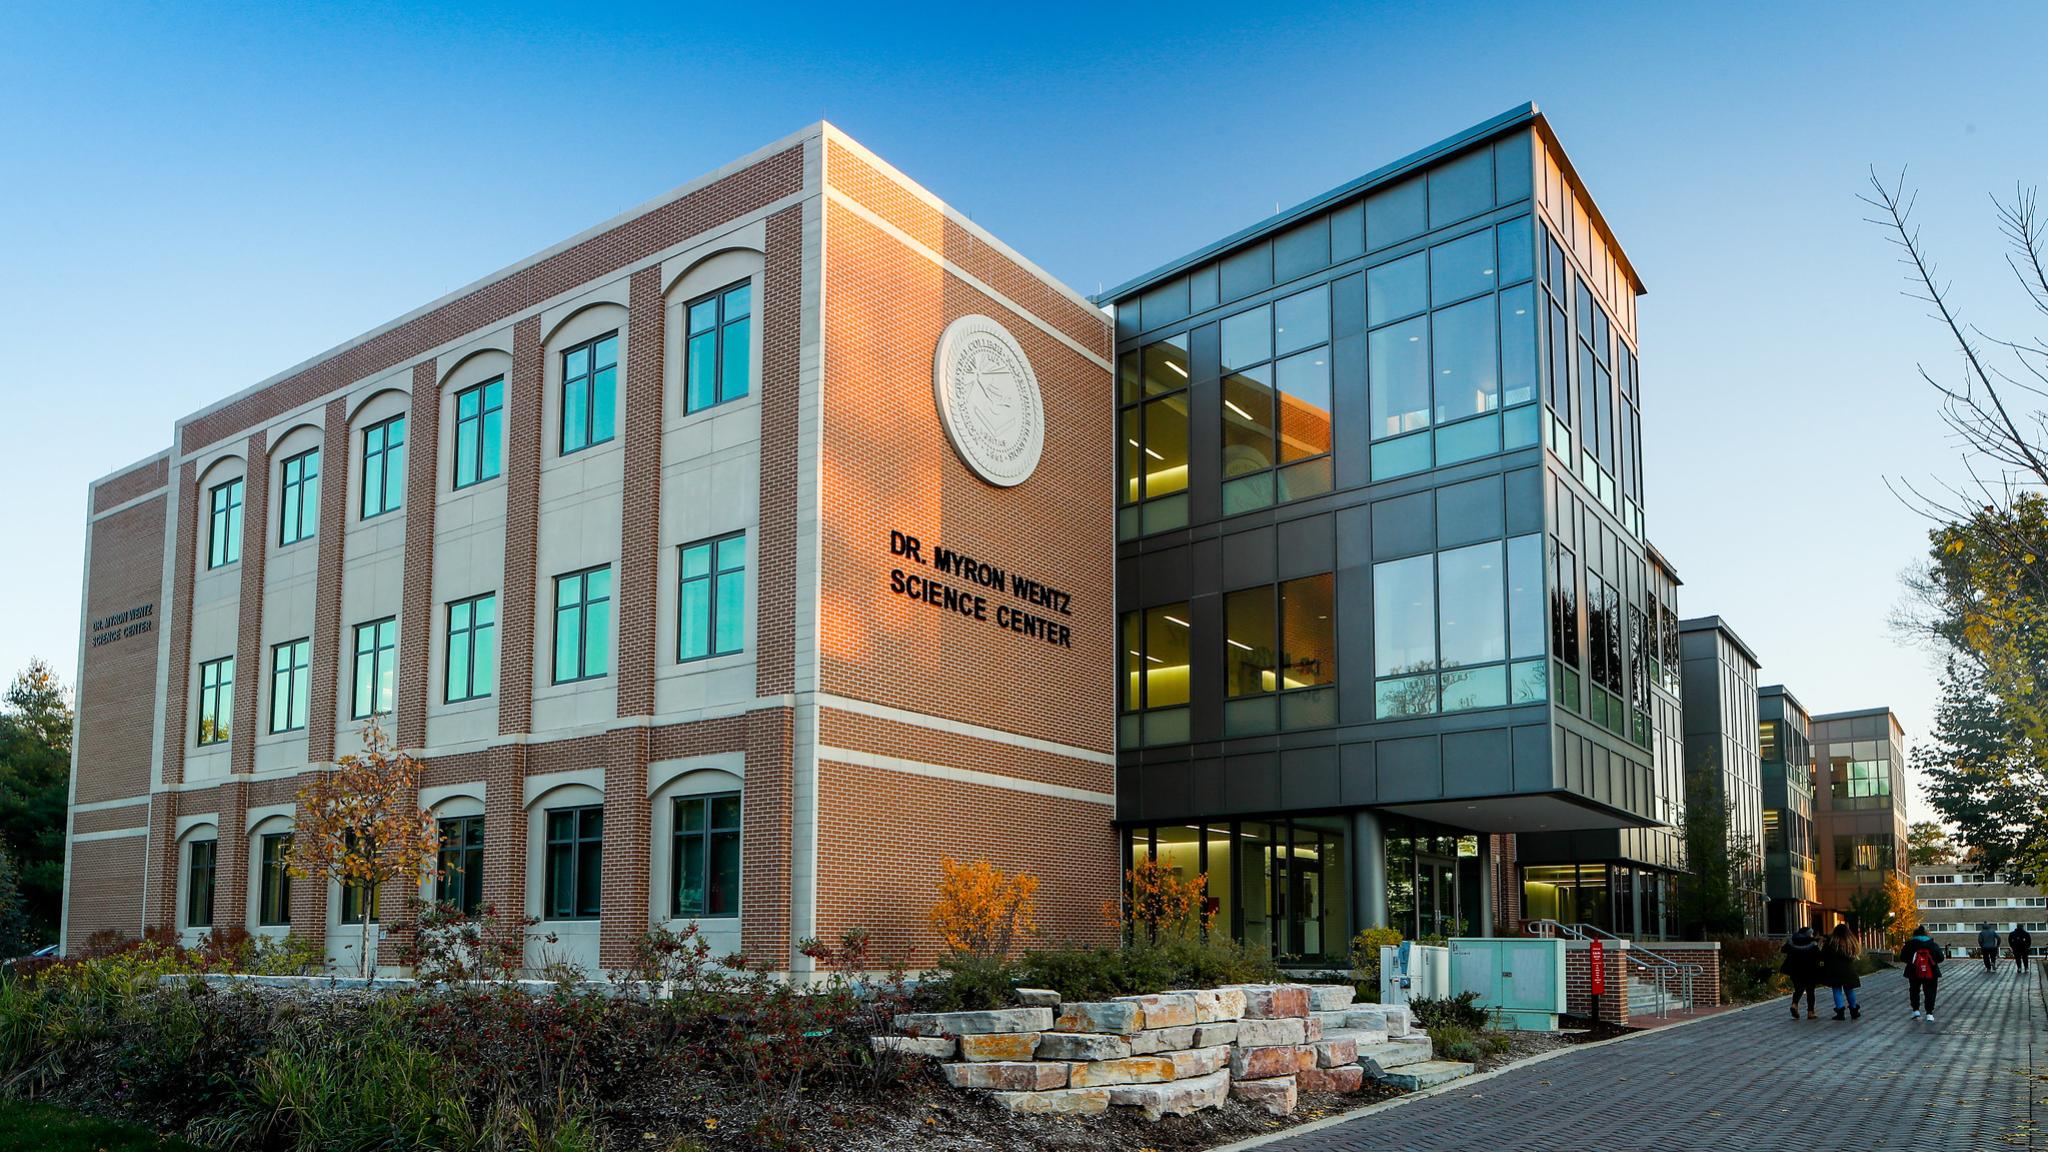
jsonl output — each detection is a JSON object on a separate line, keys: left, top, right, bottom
{"left": 0, "top": 1098, "right": 206, "bottom": 1151}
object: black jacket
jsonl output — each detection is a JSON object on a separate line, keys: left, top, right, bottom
{"left": 1780, "top": 936, "right": 1823, "bottom": 984}
{"left": 2013, "top": 927, "right": 2035, "bottom": 953}
{"left": 1898, "top": 934, "right": 1945, "bottom": 980}
{"left": 1820, "top": 937, "right": 1861, "bottom": 988}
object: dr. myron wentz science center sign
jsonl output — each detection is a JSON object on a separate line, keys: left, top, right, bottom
{"left": 884, "top": 313, "right": 1073, "bottom": 648}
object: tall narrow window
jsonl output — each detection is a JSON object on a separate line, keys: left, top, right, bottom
{"left": 544, "top": 806, "right": 603, "bottom": 920}
{"left": 685, "top": 281, "right": 753, "bottom": 413}
{"left": 671, "top": 792, "right": 741, "bottom": 918}
{"left": 560, "top": 333, "right": 618, "bottom": 454}
{"left": 678, "top": 534, "right": 745, "bottom": 661}
{"left": 1119, "top": 601, "right": 1192, "bottom": 747}
{"left": 258, "top": 831, "right": 292, "bottom": 926}
{"left": 453, "top": 378, "right": 504, "bottom": 489}
{"left": 278, "top": 448, "right": 320, "bottom": 545}
{"left": 1116, "top": 335, "right": 1191, "bottom": 539}
{"left": 1220, "top": 288, "right": 1333, "bottom": 512}
{"left": 270, "top": 639, "right": 310, "bottom": 733}
{"left": 445, "top": 593, "right": 497, "bottom": 702}
{"left": 351, "top": 617, "right": 397, "bottom": 719}
{"left": 360, "top": 414, "right": 407, "bottom": 519}
{"left": 553, "top": 566, "right": 612, "bottom": 683}
{"left": 207, "top": 477, "right": 244, "bottom": 568}
{"left": 436, "top": 815, "right": 485, "bottom": 916}
{"left": 185, "top": 838, "right": 217, "bottom": 928}
{"left": 197, "top": 655, "right": 233, "bottom": 746}
{"left": 1373, "top": 554, "right": 1437, "bottom": 718}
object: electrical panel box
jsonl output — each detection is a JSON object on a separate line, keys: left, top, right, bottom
{"left": 1379, "top": 943, "right": 1450, "bottom": 1004}
{"left": 1448, "top": 937, "right": 1567, "bottom": 1030}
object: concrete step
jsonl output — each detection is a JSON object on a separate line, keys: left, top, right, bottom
{"left": 1374, "top": 1059, "right": 1475, "bottom": 1091}
{"left": 1355, "top": 1038, "right": 1433, "bottom": 1073}
{"left": 1321, "top": 1026, "right": 1389, "bottom": 1048}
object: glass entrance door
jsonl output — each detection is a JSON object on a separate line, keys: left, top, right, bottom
{"left": 1417, "top": 856, "right": 1459, "bottom": 939}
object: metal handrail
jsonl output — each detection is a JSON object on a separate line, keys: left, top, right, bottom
{"left": 1524, "top": 919, "right": 1704, "bottom": 1017}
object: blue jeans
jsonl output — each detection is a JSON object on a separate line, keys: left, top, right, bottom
{"left": 1832, "top": 986, "right": 1859, "bottom": 1010}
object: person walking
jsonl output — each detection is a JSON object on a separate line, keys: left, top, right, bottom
{"left": 1780, "top": 926, "right": 1823, "bottom": 1019}
{"left": 2012, "top": 925, "right": 2034, "bottom": 975}
{"left": 1899, "top": 923, "right": 1945, "bottom": 1023}
{"left": 1822, "top": 923, "right": 1862, "bottom": 1020}
{"left": 1977, "top": 924, "right": 2001, "bottom": 973}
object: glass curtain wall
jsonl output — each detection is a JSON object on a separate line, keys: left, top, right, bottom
{"left": 1124, "top": 817, "right": 1351, "bottom": 963}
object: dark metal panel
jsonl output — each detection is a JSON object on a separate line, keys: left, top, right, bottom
{"left": 1336, "top": 509, "right": 1373, "bottom": 726}
{"left": 1371, "top": 490, "right": 1435, "bottom": 561}
{"left": 1443, "top": 726, "right": 1513, "bottom": 797}
{"left": 1376, "top": 734, "right": 1442, "bottom": 802}
{"left": 1276, "top": 513, "right": 1334, "bottom": 581}
{"left": 1281, "top": 745, "right": 1340, "bottom": 809}
{"left": 1331, "top": 273, "right": 1369, "bottom": 492}
{"left": 1221, "top": 525, "right": 1276, "bottom": 590}
{"left": 1340, "top": 741, "right": 1378, "bottom": 804}
{"left": 1505, "top": 465, "right": 1544, "bottom": 536}
{"left": 1436, "top": 475, "right": 1503, "bottom": 548}
{"left": 1189, "top": 592, "right": 1224, "bottom": 744}
{"left": 1139, "top": 543, "right": 1192, "bottom": 606}
{"left": 1224, "top": 751, "right": 1281, "bottom": 813}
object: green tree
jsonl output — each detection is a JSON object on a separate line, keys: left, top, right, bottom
{"left": 1907, "top": 821, "right": 1957, "bottom": 867}
{"left": 0, "top": 849, "right": 32, "bottom": 959}
{"left": 1673, "top": 772, "right": 1763, "bottom": 937}
{"left": 0, "top": 659, "right": 72, "bottom": 943}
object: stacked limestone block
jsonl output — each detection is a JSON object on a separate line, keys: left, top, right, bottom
{"left": 882, "top": 982, "right": 1444, "bottom": 1121}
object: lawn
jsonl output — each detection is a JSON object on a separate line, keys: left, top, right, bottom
{"left": 0, "top": 1098, "right": 205, "bottom": 1151}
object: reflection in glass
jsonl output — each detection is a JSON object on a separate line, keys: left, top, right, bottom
{"left": 1500, "top": 284, "right": 1536, "bottom": 407}
{"left": 1222, "top": 366, "right": 1276, "bottom": 478}
{"left": 1438, "top": 541, "right": 1505, "bottom": 668}
{"left": 1274, "top": 286, "right": 1330, "bottom": 356}
{"left": 1373, "top": 554, "right": 1435, "bottom": 677}
{"left": 1507, "top": 533, "right": 1544, "bottom": 660}
{"left": 1367, "top": 251, "right": 1427, "bottom": 326}
{"left": 1497, "top": 217, "right": 1534, "bottom": 285}
{"left": 1141, "top": 336, "right": 1190, "bottom": 397}
{"left": 1369, "top": 317, "right": 1429, "bottom": 439}
{"left": 1275, "top": 349, "right": 1331, "bottom": 462}
{"left": 1144, "top": 604, "right": 1191, "bottom": 708}
{"left": 1225, "top": 588, "right": 1276, "bottom": 698}
{"left": 1441, "top": 664, "right": 1507, "bottom": 712}
{"left": 1432, "top": 296, "right": 1498, "bottom": 423}
{"left": 1142, "top": 394, "right": 1189, "bottom": 498}
{"left": 1430, "top": 230, "right": 1496, "bottom": 306}
{"left": 1281, "top": 574, "right": 1336, "bottom": 689}
{"left": 1119, "top": 407, "right": 1142, "bottom": 504}
{"left": 1221, "top": 306, "right": 1271, "bottom": 370}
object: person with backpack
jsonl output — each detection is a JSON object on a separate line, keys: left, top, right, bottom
{"left": 1977, "top": 924, "right": 2001, "bottom": 972}
{"left": 1899, "top": 924, "right": 1945, "bottom": 1023}
{"left": 1821, "top": 923, "right": 1862, "bottom": 1020}
{"left": 1780, "top": 926, "right": 1823, "bottom": 1019}
{"left": 2012, "top": 925, "right": 2034, "bottom": 974}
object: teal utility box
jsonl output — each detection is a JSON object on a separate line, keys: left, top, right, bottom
{"left": 1448, "top": 938, "right": 1567, "bottom": 1030}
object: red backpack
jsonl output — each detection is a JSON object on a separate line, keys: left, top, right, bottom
{"left": 1909, "top": 943, "right": 1937, "bottom": 980}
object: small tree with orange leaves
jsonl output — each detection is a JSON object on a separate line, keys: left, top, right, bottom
{"left": 929, "top": 857, "right": 1039, "bottom": 960}
{"left": 1109, "top": 855, "right": 1212, "bottom": 945}
{"left": 289, "top": 719, "right": 440, "bottom": 979}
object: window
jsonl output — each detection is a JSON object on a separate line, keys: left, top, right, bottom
{"left": 453, "top": 378, "right": 504, "bottom": 489}
{"left": 258, "top": 832, "right": 292, "bottom": 926}
{"left": 207, "top": 477, "right": 243, "bottom": 568}
{"left": 197, "top": 656, "right": 233, "bottom": 746}
{"left": 1220, "top": 288, "right": 1333, "bottom": 512}
{"left": 1119, "top": 602, "right": 1190, "bottom": 747}
{"left": 1834, "top": 833, "right": 1897, "bottom": 873}
{"left": 671, "top": 792, "right": 741, "bottom": 918}
{"left": 552, "top": 566, "right": 612, "bottom": 683}
{"left": 269, "top": 639, "right": 310, "bottom": 733}
{"left": 360, "top": 414, "right": 406, "bottom": 519}
{"left": 678, "top": 534, "right": 745, "bottom": 661}
{"left": 543, "top": 805, "right": 603, "bottom": 920}
{"left": 278, "top": 447, "right": 319, "bottom": 545}
{"left": 1117, "top": 336, "right": 1191, "bottom": 538}
{"left": 1373, "top": 554, "right": 1437, "bottom": 718}
{"left": 685, "top": 281, "right": 752, "bottom": 412}
{"left": 1376, "top": 535, "right": 1545, "bottom": 719}
{"left": 445, "top": 593, "right": 497, "bottom": 702}
{"left": 1223, "top": 574, "right": 1336, "bottom": 733}
{"left": 184, "top": 838, "right": 216, "bottom": 928}
{"left": 350, "top": 618, "right": 397, "bottom": 720}
{"left": 436, "top": 815, "right": 485, "bottom": 916}
{"left": 560, "top": 333, "right": 618, "bottom": 454}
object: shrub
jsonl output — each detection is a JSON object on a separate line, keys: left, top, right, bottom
{"left": 1111, "top": 856, "right": 1211, "bottom": 944}
{"left": 929, "top": 857, "right": 1038, "bottom": 960}
{"left": 404, "top": 900, "right": 547, "bottom": 986}
{"left": 1714, "top": 936, "right": 1786, "bottom": 1004}
{"left": 1007, "top": 935, "right": 1281, "bottom": 1002}
{"left": 1407, "top": 990, "right": 1487, "bottom": 1031}
{"left": 922, "top": 953, "right": 1021, "bottom": 1012}
{"left": 1426, "top": 1023, "right": 1482, "bottom": 1063}
{"left": 1348, "top": 927, "right": 1403, "bottom": 1002}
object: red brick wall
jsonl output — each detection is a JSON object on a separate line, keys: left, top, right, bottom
{"left": 69, "top": 802, "right": 149, "bottom": 835}
{"left": 497, "top": 316, "right": 544, "bottom": 737}
{"left": 396, "top": 361, "right": 441, "bottom": 749}
{"left": 1563, "top": 941, "right": 1632, "bottom": 1025}
{"left": 306, "top": 397, "right": 352, "bottom": 764}
{"left": 65, "top": 836, "right": 148, "bottom": 951}
{"left": 74, "top": 495, "right": 167, "bottom": 805}
{"left": 616, "top": 266, "right": 665, "bottom": 718}
{"left": 1646, "top": 941, "right": 1723, "bottom": 1008}
{"left": 92, "top": 455, "right": 169, "bottom": 515}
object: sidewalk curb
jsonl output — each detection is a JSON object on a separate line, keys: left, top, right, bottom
{"left": 1205, "top": 999, "right": 1778, "bottom": 1152}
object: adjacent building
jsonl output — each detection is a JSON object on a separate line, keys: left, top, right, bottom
{"left": 1676, "top": 616, "right": 1764, "bottom": 934}
{"left": 61, "top": 123, "right": 1120, "bottom": 973}
{"left": 1811, "top": 707, "right": 1910, "bottom": 919}
{"left": 1757, "top": 685, "right": 1821, "bottom": 934}
{"left": 1106, "top": 104, "right": 1660, "bottom": 961}
{"left": 1913, "top": 866, "right": 2045, "bottom": 958}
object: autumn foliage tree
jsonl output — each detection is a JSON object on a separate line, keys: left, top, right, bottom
{"left": 1110, "top": 855, "right": 1212, "bottom": 944}
{"left": 289, "top": 720, "right": 439, "bottom": 978}
{"left": 928, "top": 857, "right": 1038, "bottom": 960}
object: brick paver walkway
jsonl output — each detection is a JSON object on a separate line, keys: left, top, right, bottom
{"left": 1265, "top": 965, "right": 2045, "bottom": 1151}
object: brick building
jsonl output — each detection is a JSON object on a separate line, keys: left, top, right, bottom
{"left": 61, "top": 124, "right": 1117, "bottom": 974}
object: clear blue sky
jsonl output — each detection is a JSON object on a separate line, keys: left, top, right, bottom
{"left": 4, "top": 2, "right": 2042, "bottom": 817}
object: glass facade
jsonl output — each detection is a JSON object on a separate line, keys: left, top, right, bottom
{"left": 1125, "top": 816, "right": 1351, "bottom": 963}
{"left": 360, "top": 414, "right": 406, "bottom": 519}
{"left": 560, "top": 333, "right": 618, "bottom": 454}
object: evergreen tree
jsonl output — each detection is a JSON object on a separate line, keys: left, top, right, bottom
{"left": 0, "top": 659, "right": 71, "bottom": 943}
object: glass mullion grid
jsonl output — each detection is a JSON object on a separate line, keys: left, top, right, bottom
{"left": 670, "top": 792, "right": 742, "bottom": 918}
{"left": 197, "top": 655, "right": 233, "bottom": 746}
{"left": 185, "top": 839, "right": 216, "bottom": 928}
{"left": 560, "top": 333, "right": 619, "bottom": 453}
{"left": 454, "top": 377, "right": 505, "bottom": 489}
{"left": 446, "top": 593, "right": 497, "bottom": 702}
{"left": 270, "top": 639, "right": 310, "bottom": 732}
{"left": 685, "top": 281, "right": 752, "bottom": 413}
{"left": 352, "top": 617, "right": 397, "bottom": 719}
{"left": 279, "top": 447, "right": 319, "bottom": 545}
{"left": 553, "top": 567, "right": 611, "bottom": 683}
{"left": 360, "top": 415, "right": 406, "bottom": 520}
{"left": 208, "top": 478, "right": 244, "bottom": 567}
{"left": 678, "top": 533, "right": 745, "bottom": 661}
{"left": 544, "top": 806, "right": 603, "bottom": 920}
{"left": 436, "top": 815, "right": 485, "bottom": 915}
{"left": 258, "top": 832, "right": 292, "bottom": 926}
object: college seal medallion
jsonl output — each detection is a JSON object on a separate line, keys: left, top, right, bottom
{"left": 932, "top": 313, "right": 1044, "bottom": 487}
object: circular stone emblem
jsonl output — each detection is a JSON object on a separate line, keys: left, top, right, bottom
{"left": 933, "top": 314, "right": 1044, "bottom": 487}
